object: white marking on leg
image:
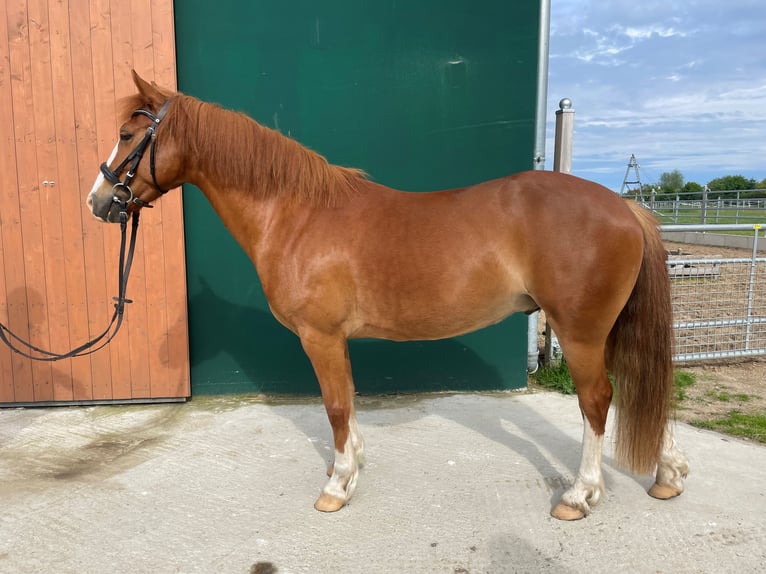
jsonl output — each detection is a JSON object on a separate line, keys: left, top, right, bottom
{"left": 348, "top": 412, "right": 365, "bottom": 466}
{"left": 87, "top": 143, "right": 119, "bottom": 216}
{"left": 655, "top": 425, "right": 689, "bottom": 492}
{"left": 560, "top": 419, "right": 606, "bottom": 515}
{"left": 322, "top": 432, "right": 359, "bottom": 502}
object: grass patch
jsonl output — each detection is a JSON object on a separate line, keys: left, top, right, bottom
{"left": 532, "top": 365, "right": 697, "bottom": 401}
{"left": 532, "top": 361, "right": 576, "bottom": 395}
{"left": 674, "top": 370, "right": 696, "bottom": 403}
{"left": 705, "top": 390, "right": 731, "bottom": 402}
{"left": 703, "top": 389, "right": 752, "bottom": 403}
{"left": 691, "top": 411, "right": 766, "bottom": 443}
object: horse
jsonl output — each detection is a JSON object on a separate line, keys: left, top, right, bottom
{"left": 87, "top": 71, "right": 689, "bottom": 520}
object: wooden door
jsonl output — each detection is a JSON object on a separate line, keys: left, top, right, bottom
{"left": 0, "top": 0, "right": 189, "bottom": 405}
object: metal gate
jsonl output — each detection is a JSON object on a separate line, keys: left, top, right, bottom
{"left": 666, "top": 225, "right": 766, "bottom": 362}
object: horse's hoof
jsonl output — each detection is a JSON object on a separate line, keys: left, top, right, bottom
{"left": 314, "top": 493, "right": 346, "bottom": 513}
{"left": 648, "top": 483, "right": 683, "bottom": 500}
{"left": 550, "top": 502, "right": 586, "bottom": 521}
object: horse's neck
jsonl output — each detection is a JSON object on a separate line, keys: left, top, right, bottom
{"left": 187, "top": 174, "right": 278, "bottom": 262}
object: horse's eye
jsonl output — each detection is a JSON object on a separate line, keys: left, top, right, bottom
{"left": 120, "top": 132, "right": 133, "bottom": 142}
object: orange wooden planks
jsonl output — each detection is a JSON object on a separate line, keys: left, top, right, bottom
{"left": 28, "top": 0, "right": 70, "bottom": 401}
{"left": 1, "top": 0, "right": 188, "bottom": 405}
{"left": 132, "top": 0, "right": 168, "bottom": 399}
{"left": 48, "top": 0, "right": 90, "bottom": 401}
{"left": 150, "top": 0, "right": 189, "bottom": 398}
{"left": 0, "top": 2, "right": 23, "bottom": 402}
{"left": 7, "top": 0, "right": 50, "bottom": 402}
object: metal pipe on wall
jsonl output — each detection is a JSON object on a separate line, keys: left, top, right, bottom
{"left": 527, "top": 0, "right": 551, "bottom": 373}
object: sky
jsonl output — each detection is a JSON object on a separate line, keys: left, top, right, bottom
{"left": 545, "top": 0, "right": 766, "bottom": 192}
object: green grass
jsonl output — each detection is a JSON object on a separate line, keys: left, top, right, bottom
{"left": 691, "top": 411, "right": 766, "bottom": 443}
{"left": 674, "top": 370, "right": 696, "bottom": 403}
{"left": 704, "top": 390, "right": 752, "bottom": 403}
{"left": 532, "top": 363, "right": 766, "bottom": 443}
{"left": 532, "top": 364, "right": 697, "bottom": 402}
{"left": 706, "top": 390, "right": 732, "bottom": 402}
{"left": 653, "top": 208, "right": 766, "bottom": 235}
{"left": 531, "top": 361, "right": 576, "bottom": 395}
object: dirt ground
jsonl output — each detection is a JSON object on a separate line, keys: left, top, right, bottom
{"left": 664, "top": 241, "right": 766, "bottom": 425}
{"left": 676, "top": 357, "right": 766, "bottom": 423}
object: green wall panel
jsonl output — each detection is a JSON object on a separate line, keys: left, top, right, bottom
{"left": 175, "top": 1, "right": 541, "bottom": 394}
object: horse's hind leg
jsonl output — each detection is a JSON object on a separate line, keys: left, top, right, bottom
{"left": 299, "top": 329, "right": 365, "bottom": 512}
{"left": 649, "top": 425, "right": 688, "bottom": 499}
{"left": 550, "top": 339, "right": 613, "bottom": 521}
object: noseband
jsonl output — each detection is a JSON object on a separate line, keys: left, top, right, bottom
{"left": 100, "top": 98, "right": 174, "bottom": 210}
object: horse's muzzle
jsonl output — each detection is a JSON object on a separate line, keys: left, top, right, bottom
{"left": 88, "top": 190, "right": 126, "bottom": 223}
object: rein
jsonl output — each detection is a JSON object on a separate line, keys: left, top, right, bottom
{"left": 0, "top": 208, "right": 140, "bottom": 361}
{"left": 0, "top": 100, "right": 173, "bottom": 362}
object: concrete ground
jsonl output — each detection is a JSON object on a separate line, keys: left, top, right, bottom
{"left": 1, "top": 391, "right": 764, "bottom": 574}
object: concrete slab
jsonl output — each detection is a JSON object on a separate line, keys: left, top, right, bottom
{"left": 1, "top": 392, "right": 765, "bottom": 574}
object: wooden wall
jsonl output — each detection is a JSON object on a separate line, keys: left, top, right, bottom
{"left": 0, "top": 0, "right": 189, "bottom": 404}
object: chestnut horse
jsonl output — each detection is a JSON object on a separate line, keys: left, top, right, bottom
{"left": 88, "top": 72, "right": 688, "bottom": 520}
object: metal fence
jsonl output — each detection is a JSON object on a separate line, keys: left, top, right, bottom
{"left": 641, "top": 188, "right": 766, "bottom": 225}
{"left": 664, "top": 225, "right": 766, "bottom": 362}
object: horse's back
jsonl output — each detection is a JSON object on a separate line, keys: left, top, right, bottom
{"left": 448, "top": 170, "right": 645, "bottom": 272}
{"left": 264, "top": 169, "right": 646, "bottom": 341}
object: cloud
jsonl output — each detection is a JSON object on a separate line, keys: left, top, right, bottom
{"left": 546, "top": 0, "right": 766, "bottom": 189}
{"left": 572, "top": 29, "right": 633, "bottom": 65}
{"left": 621, "top": 25, "right": 685, "bottom": 40}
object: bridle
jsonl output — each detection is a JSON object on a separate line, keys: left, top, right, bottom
{"left": 0, "top": 99, "right": 173, "bottom": 362}
{"left": 100, "top": 98, "right": 174, "bottom": 209}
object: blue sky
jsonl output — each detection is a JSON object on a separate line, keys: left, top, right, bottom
{"left": 545, "top": 0, "right": 766, "bottom": 191}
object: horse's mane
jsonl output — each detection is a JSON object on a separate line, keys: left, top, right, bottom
{"left": 119, "top": 93, "right": 366, "bottom": 206}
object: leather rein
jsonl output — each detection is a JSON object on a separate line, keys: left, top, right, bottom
{"left": 0, "top": 100, "right": 172, "bottom": 361}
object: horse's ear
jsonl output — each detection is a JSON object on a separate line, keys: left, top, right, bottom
{"left": 131, "top": 69, "right": 166, "bottom": 108}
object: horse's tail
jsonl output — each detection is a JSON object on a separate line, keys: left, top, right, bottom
{"left": 606, "top": 201, "right": 674, "bottom": 474}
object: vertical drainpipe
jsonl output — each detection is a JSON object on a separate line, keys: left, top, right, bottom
{"left": 527, "top": 0, "right": 551, "bottom": 374}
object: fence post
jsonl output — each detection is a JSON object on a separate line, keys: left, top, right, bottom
{"left": 701, "top": 185, "right": 709, "bottom": 224}
{"left": 544, "top": 98, "right": 574, "bottom": 367}
{"left": 553, "top": 98, "right": 574, "bottom": 172}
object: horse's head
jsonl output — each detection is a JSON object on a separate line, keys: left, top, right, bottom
{"left": 87, "top": 71, "right": 182, "bottom": 222}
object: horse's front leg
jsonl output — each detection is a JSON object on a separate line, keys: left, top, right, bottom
{"left": 299, "top": 329, "right": 364, "bottom": 512}
{"left": 551, "top": 342, "right": 612, "bottom": 520}
{"left": 552, "top": 418, "right": 606, "bottom": 520}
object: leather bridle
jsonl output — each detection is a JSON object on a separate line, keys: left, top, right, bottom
{"left": 100, "top": 98, "right": 174, "bottom": 209}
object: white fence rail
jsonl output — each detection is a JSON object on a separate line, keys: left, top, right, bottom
{"left": 643, "top": 188, "right": 766, "bottom": 226}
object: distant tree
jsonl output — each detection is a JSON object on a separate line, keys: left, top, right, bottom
{"left": 756, "top": 178, "right": 766, "bottom": 190}
{"left": 683, "top": 181, "right": 702, "bottom": 193}
{"left": 659, "top": 170, "right": 684, "bottom": 192}
{"left": 706, "top": 175, "right": 756, "bottom": 191}
{"left": 681, "top": 181, "right": 703, "bottom": 199}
